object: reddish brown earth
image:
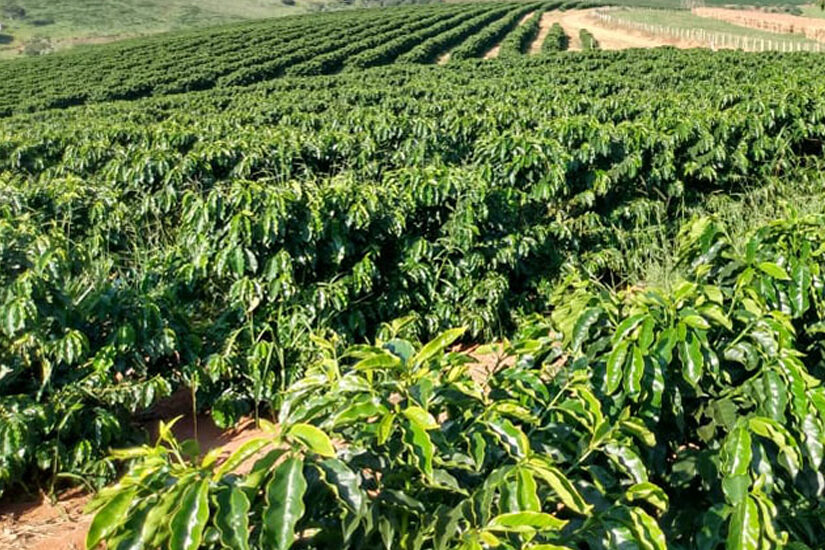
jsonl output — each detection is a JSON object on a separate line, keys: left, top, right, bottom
{"left": 0, "top": 394, "right": 269, "bottom": 550}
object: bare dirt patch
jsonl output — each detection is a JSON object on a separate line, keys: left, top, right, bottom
{"left": 693, "top": 7, "right": 825, "bottom": 42}
{"left": 484, "top": 10, "right": 535, "bottom": 59}
{"left": 527, "top": 9, "right": 706, "bottom": 52}
{"left": 0, "top": 404, "right": 269, "bottom": 550}
{"left": 562, "top": 9, "right": 685, "bottom": 50}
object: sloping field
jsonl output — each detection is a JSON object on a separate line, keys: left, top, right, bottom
{"left": 3, "top": 2, "right": 825, "bottom": 548}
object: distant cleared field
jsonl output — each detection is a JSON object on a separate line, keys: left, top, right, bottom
{"left": 608, "top": 7, "right": 820, "bottom": 44}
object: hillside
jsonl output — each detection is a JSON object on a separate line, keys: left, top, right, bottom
{"left": 0, "top": 0, "right": 423, "bottom": 57}
{"left": 2, "top": 2, "right": 825, "bottom": 549}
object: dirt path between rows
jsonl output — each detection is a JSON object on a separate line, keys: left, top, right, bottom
{"left": 561, "top": 9, "right": 676, "bottom": 50}
{"left": 484, "top": 10, "right": 536, "bottom": 59}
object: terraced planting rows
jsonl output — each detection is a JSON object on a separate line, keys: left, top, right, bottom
{"left": 3, "top": 3, "right": 825, "bottom": 549}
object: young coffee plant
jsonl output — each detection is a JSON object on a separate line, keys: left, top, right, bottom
{"left": 86, "top": 323, "right": 667, "bottom": 550}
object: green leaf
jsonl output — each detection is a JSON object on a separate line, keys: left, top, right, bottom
{"left": 627, "top": 507, "right": 667, "bottom": 550}
{"left": 619, "top": 418, "right": 657, "bottom": 447}
{"left": 353, "top": 351, "right": 401, "bottom": 371}
{"left": 679, "top": 332, "right": 704, "bottom": 387}
{"left": 377, "top": 412, "right": 395, "bottom": 445}
{"left": 625, "top": 482, "right": 669, "bottom": 513}
{"left": 571, "top": 307, "right": 603, "bottom": 352}
{"left": 332, "top": 400, "right": 388, "bottom": 427}
{"left": 287, "top": 423, "right": 335, "bottom": 457}
{"left": 170, "top": 479, "right": 210, "bottom": 550}
{"left": 790, "top": 263, "right": 811, "bottom": 316}
{"left": 214, "top": 438, "right": 271, "bottom": 479}
{"left": 682, "top": 315, "right": 710, "bottom": 331}
{"left": 141, "top": 486, "right": 183, "bottom": 546}
{"left": 403, "top": 406, "right": 439, "bottom": 431}
{"left": 726, "top": 496, "right": 760, "bottom": 550}
{"left": 757, "top": 262, "right": 790, "bottom": 280}
{"left": 487, "top": 511, "right": 568, "bottom": 533}
{"left": 624, "top": 345, "right": 644, "bottom": 400}
{"left": 605, "top": 341, "right": 628, "bottom": 395}
{"left": 612, "top": 314, "right": 646, "bottom": 345}
{"left": 747, "top": 417, "right": 801, "bottom": 477}
{"left": 262, "top": 457, "right": 307, "bottom": 550}
{"left": 318, "top": 458, "right": 365, "bottom": 513}
{"left": 527, "top": 457, "right": 591, "bottom": 516}
{"left": 638, "top": 316, "right": 656, "bottom": 351}
{"left": 516, "top": 468, "right": 540, "bottom": 512}
{"left": 404, "top": 417, "right": 435, "bottom": 477}
{"left": 86, "top": 488, "right": 137, "bottom": 549}
{"left": 486, "top": 417, "right": 529, "bottom": 458}
{"left": 605, "top": 443, "right": 648, "bottom": 484}
{"left": 214, "top": 485, "right": 251, "bottom": 550}
{"left": 410, "top": 327, "right": 466, "bottom": 367}
{"left": 699, "top": 304, "right": 732, "bottom": 330}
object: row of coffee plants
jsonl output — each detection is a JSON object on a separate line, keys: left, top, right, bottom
{"left": 86, "top": 211, "right": 825, "bottom": 548}
{"left": 542, "top": 22, "right": 570, "bottom": 51}
{"left": 3, "top": 49, "right": 825, "bottom": 496}
{"left": 450, "top": 4, "right": 541, "bottom": 61}
{"left": 580, "top": 28, "right": 601, "bottom": 50}
{"left": 0, "top": 1, "right": 620, "bottom": 117}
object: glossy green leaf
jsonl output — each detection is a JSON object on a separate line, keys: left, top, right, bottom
{"left": 605, "top": 340, "right": 628, "bottom": 395}
{"left": 516, "top": 468, "right": 540, "bottom": 512}
{"left": 287, "top": 423, "right": 335, "bottom": 457}
{"left": 403, "top": 406, "right": 439, "bottom": 431}
{"left": 571, "top": 307, "right": 603, "bottom": 352}
{"left": 726, "top": 496, "right": 760, "bottom": 550}
{"left": 404, "top": 417, "right": 434, "bottom": 477}
{"left": 86, "top": 488, "right": 137, "bottom": 549}
{"left": 410, "top": 327, "right": 466, "bottom": 367}
{"left": 625, "top": 482, "right": 668, "bottom": 513}
{"left": 261, "top": 457, "right": 307, "bottom": 550}
{"left": 627, "top": 507, "right": 667, "bottom": 550}
{"left": 214, "top": 485, "right": 251, "bottom": 550}
{"left": 527, "top": 457, "right": 591, "bottom": 516}
{"left": 679, "top": 332, "right": 704, "bottom": 387}
{"left": 624, "top": 345, "right": 644, "bottom": 400}
{"left": 757, "top": 262, "right": 790, "bottom": 281}
{"left": 170, "top": 479, "right": 210, "bottom": 550}
{"left": 487, "top": 511, "right": 568, "bottom": 533}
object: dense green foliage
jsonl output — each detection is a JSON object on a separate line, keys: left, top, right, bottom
{"left": 0, "top": 2, "right": 536, "bottom": 116}
{"left": 4, "top": 47, "right": 825, "bottom": 503}
{"left": 89, "top": 211, "right": 825, "bottom": 549}
{"left": 2, "top": 1, "right": 825, "bottom": 545}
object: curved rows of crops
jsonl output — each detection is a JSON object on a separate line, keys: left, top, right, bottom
{"left": 0, "top": 1, "right": 620, "bottom": 117}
